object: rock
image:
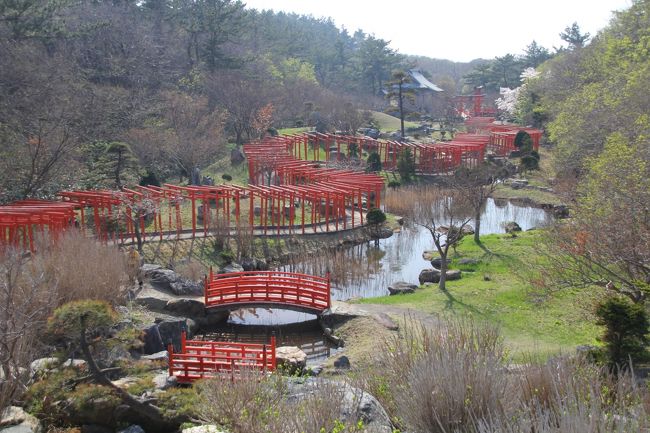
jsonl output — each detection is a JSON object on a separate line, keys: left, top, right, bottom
{"left": 1, "top": 407, "right": 41, "bottom": 433}
{"left": 333, "top": 355, "right": 350, "bottom": 369}
{"left": 29, "top": 358, "right": 58, "bottom": 375}
{"left": 286, "top": 380, "right": 392, "bottom": 433}
{"left": 230, "top": 147, "right": 245, "bottom": 164}
{"left": 510, "top": 180, "right": 527, "bottom": 189}
{"left": 430, "top": 257, "right": 451, "bottom": 269}
{"left": 342, "top": 387, "right": 392, "bottom": 433}
{"left": 117, "top": 426, "right": 145, "bottom": 433}
{"left": 219, "top": 263, "right": 244, "bottom": 274}
{"left": 553, "top": 205, "right": 569, "bottom": 218}
{"left": 504, "top": 221, "right": 522, "bottom": 234}
{"left": 240, "top": 257, "right": 256, "bottom": 271}
{"left": 148, "top": 268, "right": 203, "bottom": 296}
{"left": 141, "top": 351, "right": 168, "bottom": 362}
{"left": 157, "top": 318, "right": 191, "bottom": 352}
{"left": 419, "top": 268, "right": 461, "bottom": 284}
{"left": 255, "top": 258, "right": 269, "bottom": 271}
{"left": 276, "top": 346, "right": 307, "bottom": 373}
{"left": 143, "top": 325, "right": 164, "bottom": 354}
{"left": 182, "top": 426, "right": 227, "bottom": 433}
{"left": 140, "top": 263, "right": 162, "bottom": 277}
{"left": 387, "top": 282, "right": 417, "bottom": 295}
{"left": 422, "top": 250, "right": 438, "bottom": 261}
{"left": 373, "top": 313, "right": 399, "bottom": 330}
{"left": 370, "top": 226, "right": 393, "bottom": 239}
{"left": 165, "top": 299, "right": 205, "bottom": 318}
{"left": 62, "top": 359, "right": 86, "bottom": 369}
{"left": 419, "top": 268, "right": 441, "bottom": 284}
{"left": 152, "top": 373, "right": 177, "bottom": 391}
{"left": 112, "top": 376, "right": 140, "bottom": 389}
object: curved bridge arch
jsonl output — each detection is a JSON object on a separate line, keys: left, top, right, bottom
{"left": 204, "top": 270, "right": 331, "bottom": 314}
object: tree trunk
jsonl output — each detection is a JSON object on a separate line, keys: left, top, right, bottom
{"left": 399, "top": 83, "right": 405, "bottom": 139}
{"left": 439, "top": 250, "right": 448, "bottom": 291}
{"left": 474, "top": 209, "right": 482, "bottom": 244}
{"left": 133, "top": 216, "right": 143, "bottom": 254}
{"left": 78, "top": 317, "right": 171, "bottom": 430}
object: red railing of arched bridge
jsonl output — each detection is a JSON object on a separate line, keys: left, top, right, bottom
{"left": 204, "top": 270, "right": 331, "bottom": 313}
{"left": 168, "top": 331, "right": 276, "bottom": 383}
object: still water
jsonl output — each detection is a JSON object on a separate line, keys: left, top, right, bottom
{"left": 226, "top": 198, "right": 551, "bottom": 326}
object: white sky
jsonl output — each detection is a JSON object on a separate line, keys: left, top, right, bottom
{"left": 243, "top": 0, "right": 633, "bottom": 61}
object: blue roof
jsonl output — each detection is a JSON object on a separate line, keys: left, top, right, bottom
{"left": 408, "top": 69, "right": 443, "bottom": 92}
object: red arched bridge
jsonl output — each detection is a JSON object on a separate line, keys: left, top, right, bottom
{"left": 168, "top": 331, "right": 276, "bottom": 383}
{"left": 204, "top": 269, "right": 331, "bottom": 314}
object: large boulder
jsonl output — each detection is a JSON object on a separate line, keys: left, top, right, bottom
{"left": 219, "top": 263, "right": 244, "bottom": 274}
{"left": 164, "top": 299, "right": 205, "bottom": 318}
{"left": 504, "top": 221, "right": 522, "bottom": 234}
{"left": 276, "top": 346, "right": 307, "bottom": 374}
{"left": 1, "top": 407, "right": 42, "bottom": 433}
{"left": 286, "top": 379, "right": 392, "bottom": 433}
{"left": 387, "top": 282, "right": 417, "bottom": 295}
{"left": 419, "top": 268, "right": 441, "bottom": 284}
{"left": 157, "top": 318, "right": 192, "bottom": 352}
{"left": 147, "top": 268, "right": 203, "bottom": 296}
{"left": 430, "top": 257, "right": 451, "bottom": 269}
{"left": 419, "top": 268, "right": 461, "bottom": 284}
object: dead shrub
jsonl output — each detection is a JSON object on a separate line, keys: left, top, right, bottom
{"left": 40, "top": 230, "right": 129, "bottom": 305}
{"left": 173, "top": 259, "right": 207, "bottom": 281}
{"left": 195, "top": 371, "right": 364, "bottom": 433}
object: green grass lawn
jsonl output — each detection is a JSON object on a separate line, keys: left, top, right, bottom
{"left": 358, "top": 231, "right": 603, "bottom": 359}
{"left": 370, "top": 111, "right": 419, "bottom": 132}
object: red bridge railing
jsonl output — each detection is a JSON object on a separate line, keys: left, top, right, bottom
{"left": 168, "top": 331, "right": 276, "bottom": 383}
{"left": 204, "top": 270, "right": 331, "bottom": 313}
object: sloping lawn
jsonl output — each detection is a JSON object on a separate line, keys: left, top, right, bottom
{"left": 359, "top": 231, "right": 603, "bottom": 359}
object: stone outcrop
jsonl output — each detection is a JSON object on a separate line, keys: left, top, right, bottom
{"left": 387, "top": 282, "right": 417, "bottom": 295}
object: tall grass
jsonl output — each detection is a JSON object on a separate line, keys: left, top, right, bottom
{"left": 195, "top": 371, "right": 365, "bottom": 433}
{"left": 1, "top": 230, "right": 129, "bottom": 410}
{"left": 358, "top": 317, "right": 648, "bottom": 433}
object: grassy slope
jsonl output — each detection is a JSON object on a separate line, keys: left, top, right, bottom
{"left": 358, "top": 231, "right": 602, "bottom": 359}
{"left": 370, "top": 111, "right": 419, "bottom": 132}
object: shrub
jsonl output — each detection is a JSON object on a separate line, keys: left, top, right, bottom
{"left": 397, "top": 148, "right": 416, "bottom": 182}
{"left": 596, "top": 296, "right": 649, "bottom": 367}
{"left": 366, "top": 152, "right": 382, "bottom": 172}
{"left": 366, "top": 208, "right": 386, "bottom": 226}
{"left": 387, "top": 180, "right": 401, "bottom": 189}
{"left": 195, "top": 372, "right": 362, "bottom": 433}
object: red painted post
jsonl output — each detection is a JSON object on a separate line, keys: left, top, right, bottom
{"left": 270, "top": 335, "right": 276, "bottom": 370}
{"left": 181, "top": 330, "right": 187, "bottom": 353}
{"left": 326, "top": 272, "right": 331, "bottom": 309}
{"left": 168, "top": 343, "right": 174, "bottom": 377}
{"left": 204, "top": 274, "right": 209, "bottom": 306}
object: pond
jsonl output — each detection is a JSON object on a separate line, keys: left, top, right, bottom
{"left": 223, "top": 198, "right": 552, "bottom": 326}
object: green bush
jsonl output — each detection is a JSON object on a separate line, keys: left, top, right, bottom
{"left": 366, "top": 152, "right": 382, "bottom": 172}
{"left": 387, "top": 180, "right": 401, "bottom": 189}
{"left": 596, "top": 297, "right": 649, "bottom": 368}
{"left": 397, "top": 148, "right": 416, "bottom": 182}
{"left": 366, "top": 208, "right": 387, "bottom": 226}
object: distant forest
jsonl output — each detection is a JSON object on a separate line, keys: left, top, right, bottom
{"left": 0, "top": 0, "right": 481, "bottom": 201}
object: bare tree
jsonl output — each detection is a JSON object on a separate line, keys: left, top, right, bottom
{"left": 452, "top": 163, "right": 508, "bottom": 243}
{"left": 385, "top": 186, "right": 471, "bottom": 291}
{"left": 0, "top": 248, "right": 54, "bottom": 410}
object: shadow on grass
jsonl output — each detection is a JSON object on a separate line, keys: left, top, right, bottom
{"left": 440, "top": 287, "right": 485, "bottom": 316}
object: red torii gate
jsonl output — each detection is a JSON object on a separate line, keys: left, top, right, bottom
{"left": 0, "top": 200, "right": 77, "bottom": 252}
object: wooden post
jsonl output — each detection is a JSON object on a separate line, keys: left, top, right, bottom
{"left": 181, "top": 330, "right": 187, "bottom": 353}
{"left": 326, "top": 271, "right": 331, "bottom": 309}
{"left": 168, "top": 343, "right": 174, "bottom": 377}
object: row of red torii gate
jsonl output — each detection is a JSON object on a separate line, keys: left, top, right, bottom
{"left": 0, "top": 120, "right": 540, "bottom": 252}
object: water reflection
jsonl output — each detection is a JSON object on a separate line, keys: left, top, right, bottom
{"left": 283, "top": 198, "right": 551, "bottom": 299}
{"left": 222, "top": 199, "right": 550, "bottom": 326}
